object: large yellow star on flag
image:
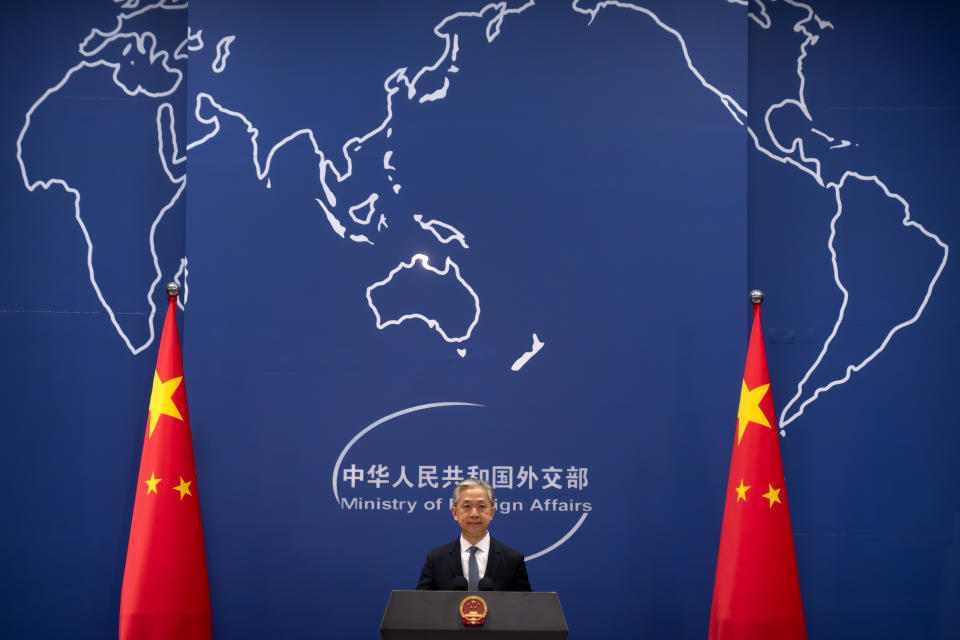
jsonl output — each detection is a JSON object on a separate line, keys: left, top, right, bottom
{"left": 173, "top": 476, "right": 193, "bottom": 500}
{"left": 737, "top": 380, "right": 771, "bottom": 445}
{"left": 148, "top": 371, "right": 183, "bottom": 437}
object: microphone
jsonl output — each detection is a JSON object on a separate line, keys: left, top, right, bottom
{"left": 450, "top": 576, "right": 468, "bottom": 591}
{"left": 478, "top": 577, "right": 496, "bottom": 591}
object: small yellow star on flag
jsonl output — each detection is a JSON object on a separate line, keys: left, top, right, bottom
{"left": 173, "top": 476, "right": 193, "bottom": 500}
{"left": 735, "top": 478, "right": 751, "bottom": 503}
{"left": 148, "top": 372, "right": 183, "bottom": 437}
{"left": 736, "top": 380, "right": 771, "bottom": 445}
{"left": 145, "top": 471, "right": 162, "bottom": 495}
{"left": 761, "top": 483, "right": 782, "bottom": 508}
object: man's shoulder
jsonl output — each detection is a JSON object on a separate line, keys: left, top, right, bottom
{"left": 425, "top": 539, "right": 460, "bottom": 557}
{"left": 490, "top": 537, "right": 524, "bottom": 559}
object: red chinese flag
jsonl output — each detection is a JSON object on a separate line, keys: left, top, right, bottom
{"left": 709, "top": 300, "right": 805, "bottom": 640}
{"left": 120, "top": 292, "right": 211, "bottom": 640}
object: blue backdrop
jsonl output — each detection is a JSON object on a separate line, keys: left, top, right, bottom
{"left": 1, "top": 1, "right": 957, "bottom": 638}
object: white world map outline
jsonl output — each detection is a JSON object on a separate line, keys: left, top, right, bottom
{"left": 413, "top": 214, "right": 469, "bottom": 249}
{"left": 16, "top": 4, "right": 190, "bottom": 354}
{"left": 511, "top": 334, "right": 545, "bottom": 372}
{"left": 211, "top": 35, "right": 234, "bottom": 73}
{"left": 14, "top": 0, "right": 949, "bottom": 428}
{"left": 736, "top": 0, "right": 949, "bottom": 429}
{"left": 365, "top": 254, "right": 481, "bottom": 344}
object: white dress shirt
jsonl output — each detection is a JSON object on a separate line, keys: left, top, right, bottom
{"left": 459, "top": 532, "right": 491, "bottom": 580}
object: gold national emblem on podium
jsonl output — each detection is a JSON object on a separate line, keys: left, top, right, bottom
{"left": 459, "top": 595, "right": 488, "bottom": 626}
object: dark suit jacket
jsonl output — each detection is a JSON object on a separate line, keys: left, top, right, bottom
{"left": 416, "top": 537, "right": 532, "bottom": 591}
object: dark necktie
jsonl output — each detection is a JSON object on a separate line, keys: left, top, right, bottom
{"left": 468, "top": 546, "right": 479, "bottom": 591}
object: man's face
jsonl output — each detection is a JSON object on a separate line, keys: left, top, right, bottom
{"left": 451, "top": 486, "right": 495, "bottom": 541}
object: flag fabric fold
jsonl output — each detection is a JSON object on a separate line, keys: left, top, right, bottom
{"left": 709, "top": 300, "right": 805, "bottom": 640}
{"left": 120, "top": 293, "right": 211, "bottom": 640}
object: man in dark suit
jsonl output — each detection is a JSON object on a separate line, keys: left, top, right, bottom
{"left": 417, "top": 478, "right": 531, "bottom": 591}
